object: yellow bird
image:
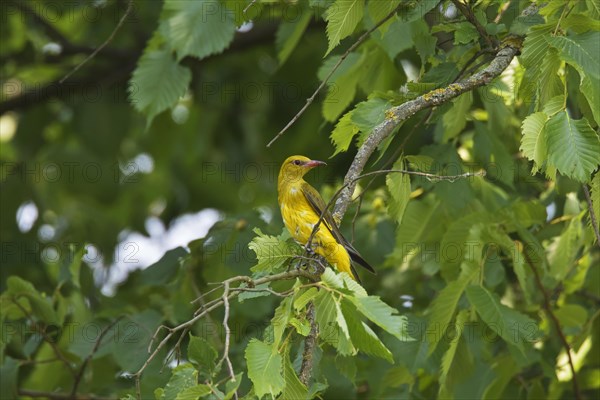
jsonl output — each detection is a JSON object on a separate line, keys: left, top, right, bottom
{"left": 277, "top": 155, "right": 375, "bottom": 281}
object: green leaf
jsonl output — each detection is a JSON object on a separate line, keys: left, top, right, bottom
{"left": 520, "top": 24, "right": 554, "bottom": 69}
{"left": 340, "top": 273, "right": 368, "bottom": 298}
{"left": 238, "top": 283, "right": 272, "bottom": 302}
{"left": 454, "top": 22, "right": 479, "bottom": 44}
{"left": 538, "top": 48, "right": 565, "bottom": 106}
{"left": 543, "top": 95, "right": 566, "bottom": 116}
{"left": 294, "top": 287, "right": 319, "bottom": 311}
{"left": 554, "top": 304, "right": 588, "bottom": 330}
{"left": 223, "top": 373, "right": 243, "bottom": 400}
{"left": 272, "top": 297, "right": 292, "bottom": 349}
{"left": 581, "top": 74, "right": 600, "bottom": 124}
{"left": 141, "top": 247, "right": 188, "bottom": 285}
{"left": 6, "top": 276, "right": 58, "bottom": 325}
{"left": 289, "top": 317, "right": 311, "bottom": 336}
{"left": 386, "top": 157, "right": 411, "bottom": 225}
{"left": 440, "top": 310, "right": 473, "bottom": 389}
{"left": 547, "top": 218, "right": 582, "bottom": 281}
{"left": 317, "top": 52, "right": 363, "bottom": 81}
{"left": 0, "top": 357, "right": 18, "bottom": 400}
{"left": 341, "top": 299, "right": 393, "bottom": 363}
{"left": 249, "top": 228, "right": 299, "bottom": 273}
{"left": 113, "top": 310, "right": 163, "bottom": 371}
{"left": 320, "top": 267, "right": 345, "bottom": 289}
{"left": 591, "top": 172, "right": 600, "bottom": 234}
{"left": 175, "top": 384, "right": 212, "bottom": 400}
{"left": 427, "top": 265, "right": 478, "bottom": 354}
{"left": 330, "top": 110, "right": 359, "bottom": 156}
{"left": 245, "top": 339, "right": 285, "bottom": 398}
{"left": 390, "top": 197, "right": 441, "bottom": 264}
{"left": 547, "top": 32, "right": 600, "bottom": 79}
{"left": 562, "top": 13, "right": 600, "bottom": 33}
{"left": 129, "top": 49, "right": 192, "bottom": 125}
{"left": 372, "top": 16, "right": 413, "bottom": 59}
{"left": 482, "top": 354, "right": 519, "bottom": 400}
{"left": 466, "top": 285, "right": 538, "bottom": 351}
{"left": 187, "top": 334, "right": 217, "bottom": 377}
{"left": 546, "top": 32, "right": 600, "bottom": 122}
{"left": 352, "top": 97, "right": 392, "bottom": 144}
{"left": 161, "top": 364, "right": 197, "bottom": 400}
{"left": 276, "top": 8, "right": 312, "bottom": 65}
{"left": 348, "top": 295, "right": 411, "bottom": 341}
{"left": 381, "top": 365, "right": 414, "bottom": 389}
{"left": 509, "top": 13, "right": 545, "bottom": 35}
{"left": 368, "top": 0, "right": 400, "bottom": 26}
{"left": 323, "top": 68, "right": 361, "bottom": 122}
{"left": 545, "top": 111, "right": 600, "bottom": 182}
{"left": 520, "top": 111, "right": 549, "bottom": 173}
{"left": 66, "top": 245, "right": 84, "bottom": 288}
{"left": 411, "top": 19, "right": 436, "bottom": 65}
{"left": 282, "top": 347, "right": 308, "bottom": 399}
{"left": 439, "top": 214, "right": 488, "bottom": 279}
{"left": 325, "top": 0, "right": 365, "bottom": 55}
{"left": 442, "top": 92, "right": 472, "bottom": 141}
{"left": 547, "top": 32, "right": 600, "bottom": 123}
{"left": 314, "top": 289, "right": 343, "bottom": 347}
{"left": 162, "top": 0, "right": 236, "bottom": 60}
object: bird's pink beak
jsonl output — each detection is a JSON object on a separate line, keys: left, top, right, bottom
{"left": 305, "top": 160, "right": 327, "bottom": 168}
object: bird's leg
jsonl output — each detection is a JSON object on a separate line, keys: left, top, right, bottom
{"left": 287, "top": 255, "right": 306, "bottom": 272}
{"left": 303, "top": 243, "right": 327, "bottom": 275}
{"left": 308, "top": 255, "right": 327, "bottom": 275}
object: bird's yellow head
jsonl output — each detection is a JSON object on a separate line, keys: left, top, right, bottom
{"left": 278, "top": 155, "right": 326, "bottom": 186}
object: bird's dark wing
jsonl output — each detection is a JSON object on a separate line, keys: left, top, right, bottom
{"left": 301, "top": 182, "right": 376, "bottom": 275}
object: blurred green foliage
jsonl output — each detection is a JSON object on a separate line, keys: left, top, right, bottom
{"left": 1, "top": 0, "right": 599, "bottom": 399}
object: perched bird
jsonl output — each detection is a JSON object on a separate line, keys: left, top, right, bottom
{"left": 277, "top": 155, "right": 375, "bottom": 282}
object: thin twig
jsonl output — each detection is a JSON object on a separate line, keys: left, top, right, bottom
{"left": 350, "top": 108, "right": 434, "bottom": 241}
{"left": 522, "top": 248, "right": 582, "bottom": 400}
{"left": 216, "top": 282, "right": 238, "bottom": 400}
{"left": 12, "top": 299, "right": 77, "bottom": 378}
{"left": 59, "top": 0, "right": 134, "bottom": 84}
{"left": 230, "top": 286, "right": 295, "bottom": 297}
{"left": 71, "top": 317, "right": 124, "bottom": 397}
{"left": 453, "top": 49, "right": 487, "bottom": 82}
{"left": 494, "top": 0, "right": 512, "bottom": 23}
{"left": 243, "top": 0, "right": 259, "bottom": 15}
{"left": 266, "top": 3, "right": 402, "bottom": 147}
{"left": 450, "top": 0, "right": 497, "bottom": 48}
{"left": 306, "top": 168, "right": 485, "bottom": 250}
{"left": 134, "top": 269, "right": 318, "bottom": 397}
{"left": 583, "top": 184, "right": 600, "bottom": 247}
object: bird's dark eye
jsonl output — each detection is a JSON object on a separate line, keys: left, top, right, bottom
{"left": 292, "top": 160, "right": 302, "bottom": 166}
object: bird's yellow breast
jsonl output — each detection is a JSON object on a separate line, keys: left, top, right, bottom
{"left": 278, "top": 181, "right": 351, "bottom": 275}
{"left": 279, "top": 184, "right": 320, "bottom": 244}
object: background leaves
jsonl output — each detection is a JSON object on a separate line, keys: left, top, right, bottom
{"left": 2, "top": 0, "right": 599, "bottom": 399}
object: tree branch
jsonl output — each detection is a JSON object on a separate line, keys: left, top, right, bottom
{"left": 332, "top": 38, "right": 523, "bottom": 220}
{"left": 299, "top": 301, "right": 318, "bottom": 387}
{"left": 331, "top": 3, "right": 540, "bottom": 221}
